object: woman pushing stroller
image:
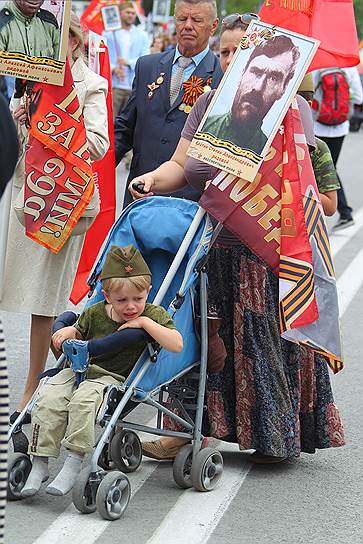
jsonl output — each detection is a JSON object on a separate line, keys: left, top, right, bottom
{"left": 21, "top": 245, "right": 182, "bottom": 498}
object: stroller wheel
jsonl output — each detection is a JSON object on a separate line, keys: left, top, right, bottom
{"left": 96, "top": 471, "right": 131, "bottom": 521}
{"left": 191, "top": 448, "right": 223, "bottom": 492}
{"left": 7, "top": 452, "right": 32, "bottom": 501}
{"left": 172, "top": 444, "right": 193, "bottom": 489}
{"left": 72, "top": 467, "right": 98, "bottom": 514}
{"left": 110, "top": 430, "right": 142, "bottom": 473}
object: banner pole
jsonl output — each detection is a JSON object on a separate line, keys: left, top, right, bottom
{"left": 0, "top": 181, "right": 12, "bottom": 301}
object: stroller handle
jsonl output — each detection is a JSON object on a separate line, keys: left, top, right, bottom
{"left": 131, "top": 182, "right": 148, "bottom": 195}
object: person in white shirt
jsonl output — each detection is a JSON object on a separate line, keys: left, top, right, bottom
{"left": 313, "top": 67, "right": 363, "bottom": 231}
{"left": 103, "top": 2, "right": 149, "bottom": 120}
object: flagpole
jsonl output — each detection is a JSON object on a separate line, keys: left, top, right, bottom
{"left": 0, "top": 181, "right": 12, "bottom": 301}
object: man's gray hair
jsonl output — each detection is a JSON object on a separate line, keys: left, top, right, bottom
{"left": 174, "top": 0, "right": 218, "bottom": 20}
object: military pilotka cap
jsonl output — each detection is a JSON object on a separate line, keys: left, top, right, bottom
{"left": 100, "top": 245, "right": 151, "bottom": 280}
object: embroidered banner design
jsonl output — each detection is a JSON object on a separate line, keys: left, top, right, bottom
{"left": 279, "top": 0, "right": 313, "bottom": 14}
{"left": 24, "top": 61, "right": 94, "bottom": 253}
{"left": 199, "top": 103, "right": 343, "bottom": 372}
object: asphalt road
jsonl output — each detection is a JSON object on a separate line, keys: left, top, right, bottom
{"left": 1, "top": 132, "right": 363, "bottom": 544}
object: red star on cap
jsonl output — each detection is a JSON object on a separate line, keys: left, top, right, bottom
{"left": 124, "top": 264, "right": 133, "bottom": 273}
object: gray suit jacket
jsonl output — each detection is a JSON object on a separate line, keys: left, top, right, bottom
{"left": 114, "top": 48, "right": 223, "bottom": 201}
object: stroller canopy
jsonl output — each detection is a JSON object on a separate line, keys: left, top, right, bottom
{"left": 87, "top": 197, "right": 213, "bottom": 397}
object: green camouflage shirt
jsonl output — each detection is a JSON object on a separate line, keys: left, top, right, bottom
{"left": 75, "top": 301, "right": 176, "bottom": 381}
{"left": 202, "top": 111, "right": 268, "bottom": 155}
{"left": 311, "top": 138, "right": 340, "bottom": 193}
{"left": 0, "top": 2, "right": 59, "bottom": 58}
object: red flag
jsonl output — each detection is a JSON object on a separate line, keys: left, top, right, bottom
{"left": 259, "top": 0, "right": 359, "bottom": 71}
{"left": 199, "top": 104, "right": 343, "bottom": 372}
{"left": 81, "top": 0, "right": 145, "bottom": 33}
{"left": 70, "top": 39, "right": 116, "bottom": 305}
{"left": 80, "top": 0, "right": 109, "bottom": 34}
{"left": 24, "top": 62, "right": 94, "bottom": 253}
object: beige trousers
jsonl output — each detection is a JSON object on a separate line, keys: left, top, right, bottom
{"left": 112, "top": 87, "right": 131, "bottom": 120}
{"left": 29, "top": 368, "right": 119, "bottom": 457}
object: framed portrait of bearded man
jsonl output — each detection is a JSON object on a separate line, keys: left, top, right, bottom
{"left": 0, "top": 0, "right": 71, "bottom": 86}
{"left": 187, "top": 21, "right": 319, "bottom": 181}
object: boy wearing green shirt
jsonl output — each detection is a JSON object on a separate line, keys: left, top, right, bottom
{"left": 21, "top": 244, "right": 182, "bottom": 498}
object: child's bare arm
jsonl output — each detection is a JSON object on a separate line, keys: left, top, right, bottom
{"left": 319, "top": 190, "right": 337, "bottom": 216}
{"left": 119, "top": 317, "right": 183, "bottom": 353}
{"left": 52, "top": 326, "right": 83, "bottom": 351}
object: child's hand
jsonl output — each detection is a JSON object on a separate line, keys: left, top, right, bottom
{"left": 52, "top": 326, "right": 78, "bottom": 351}
{"left": 118, "top": 317, "right": 146, "bottom": 331}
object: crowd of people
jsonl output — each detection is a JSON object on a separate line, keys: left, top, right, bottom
{"left": 0, "top": 0, "right": 362, "bottom": 539}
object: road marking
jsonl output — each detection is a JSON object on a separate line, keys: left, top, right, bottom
{"left": 330, "top": 205, "right": 363, "bottom": 257}
{"left": 146, "top": 448, "right": 251, "bottom": 544}
{"left": 337, "top": 243, "right": 363, "bottom": 316}
{"left": 33, "top": 418, "right": 159, "bottom": 544}
{"left": 32, "top": 207, "right": 363, "bottom": 544}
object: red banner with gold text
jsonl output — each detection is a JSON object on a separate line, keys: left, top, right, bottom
{"left": 70, "top": 37, "right": 116, "bottom": 304}
{"left": 24, "top": 62, "right": 94, "bottom": 253}
{"left": 200, "top": 104, "right": 343, "bottom": 372}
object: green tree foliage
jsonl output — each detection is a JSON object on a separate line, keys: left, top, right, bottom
{"left": 220, "top": 1, "right": 261, "bottom": 17}
{"left": 354, "top": 0, "right": 363, "bottom": 39}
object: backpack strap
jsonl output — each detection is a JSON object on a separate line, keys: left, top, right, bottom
{"left": 314, "top": 68, "right": 347, "bottom": 90}
{"left": 0, "top": 8, "right": 14, "bottom": 33}
{"left": 36, "top": 8, "right": 58, "bottom": 29}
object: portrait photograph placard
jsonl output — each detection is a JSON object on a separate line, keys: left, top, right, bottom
{"left": 187, "top": 21, "right": 319, "bottom": 181}
{"left": 152, "top": 0, "right": 171, "bottom": 23}
{"left": 0, "top": 0, "right": 71, "bottom": 86}
{"left": 101, "top": 4, "right": 121, "bottom": 32}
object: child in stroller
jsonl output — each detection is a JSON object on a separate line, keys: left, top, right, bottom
{"left": 21, "top": 244, "right": 182, "bottom": 497}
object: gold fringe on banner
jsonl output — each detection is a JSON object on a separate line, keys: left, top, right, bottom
{"left": 279, "top": 0, "right": 313, "bottom": 14}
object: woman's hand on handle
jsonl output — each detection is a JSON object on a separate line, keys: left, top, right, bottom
{"left": 13, "top": 104, "right": 27, "bottom": 126}
{"left": 129, "top": 174, "right": 156, "bottom": 200}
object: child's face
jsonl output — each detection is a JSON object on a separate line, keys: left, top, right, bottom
{"left": 104, "top": 284, "right": 148, "bottom": 322}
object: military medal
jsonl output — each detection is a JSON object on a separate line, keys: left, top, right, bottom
{"left": 180, "top": 76, "right": 213, "bottom": 113}
{"left": 147, "top": 72, "right": 165, "bottom": 99}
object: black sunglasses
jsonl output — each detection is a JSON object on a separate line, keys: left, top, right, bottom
{"left": 221, "top": 13, "right": 260, "bottom": 26}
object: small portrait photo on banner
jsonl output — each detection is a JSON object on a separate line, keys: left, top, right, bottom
{"left": 101, "top": 4, "right": 121, "bottom": 32}
{"left": 187, "top": 21, "right": 319, "bottom": 181}
{"left": 152, "top": 0, "right": 171, "bottom": 23}
{"left": 0, "top": 0, "right": 71, "bottom": 85}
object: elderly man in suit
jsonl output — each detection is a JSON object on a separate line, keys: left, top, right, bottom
{"left": 114, "top": 0, "right": 222, "bottom": 203}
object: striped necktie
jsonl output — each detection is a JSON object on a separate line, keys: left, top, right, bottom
{"left": 169, "top": 56, "right": 193, "bottom": 106}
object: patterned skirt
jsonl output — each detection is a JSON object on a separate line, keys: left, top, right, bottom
{"left": 166, "top": 244, "right": 345, "bottom": 458}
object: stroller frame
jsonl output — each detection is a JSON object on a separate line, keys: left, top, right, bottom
{"left": 7, "top": 202, "right": 224, "bottom": 519}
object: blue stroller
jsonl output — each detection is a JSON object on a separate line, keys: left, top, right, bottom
{"left": 7, "top": 197, "right": 224, "bottom": 520}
